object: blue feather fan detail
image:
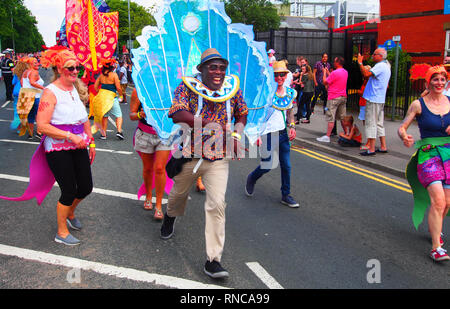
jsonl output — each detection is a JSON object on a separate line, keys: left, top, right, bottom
{"left": 131, "top": 0, "right": 276, "bottom": 144}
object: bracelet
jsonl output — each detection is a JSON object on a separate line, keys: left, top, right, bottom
{"left": 137, "top": 112, "right": 142, "bottom": 119}
{"left": 289, "top": 122, "right": 296, "bottom": 128}
{"left": 89, "top": 143, "right": 96, "bottom": 148}
{"left": 66, "top": 131, "right": 71, "bottom": 141}
{"left": 231, "top": 132, "right": 242, "bottom": 141}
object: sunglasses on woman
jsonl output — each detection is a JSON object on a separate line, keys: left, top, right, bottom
{"left": 274, "top": 72, "right": 287, "bottom": 78}
{"left": 65, "top": 65, "right": 83, "bottom": 72}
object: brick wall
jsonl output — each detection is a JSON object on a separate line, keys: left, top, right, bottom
{"left": 379, "top": 0, "right": 449, "bottom": 64}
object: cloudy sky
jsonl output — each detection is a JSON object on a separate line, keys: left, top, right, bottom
{"left": 24, "top": 0, "right": 379, "bottom": 47}
{"left": 23, "top": 0, "right": 160, "bottom": 46}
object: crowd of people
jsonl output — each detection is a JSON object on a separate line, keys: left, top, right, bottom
{"left": 268, "top": 48, "right": 391, "bottom": 155}
{"left": 0, "top": 42, "right": 449, "bottom": 282}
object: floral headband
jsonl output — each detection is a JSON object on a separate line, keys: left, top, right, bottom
{"left": 425, "top": 65, "right": 448, "bottom": 84}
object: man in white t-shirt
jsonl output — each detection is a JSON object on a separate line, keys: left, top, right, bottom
{"left": 118, "top": 59, "right": 128, "bottom": 103}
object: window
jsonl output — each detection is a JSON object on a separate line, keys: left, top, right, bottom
{"left": 445, "top": 30, "right": 450, "bottom": 57}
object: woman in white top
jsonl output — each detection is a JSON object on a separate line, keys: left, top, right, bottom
{"left": 37, "top": 47, "right": 96, "bottom": 246}
{"left": 21, "top": 57, "right": 44, "bottom": 139}
{"left": 245, "top": 61, "right": 299, "bottom": 208}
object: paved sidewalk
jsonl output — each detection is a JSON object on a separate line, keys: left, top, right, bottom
{"left": 291, "top": 104, "right": 420, "bottom": 178}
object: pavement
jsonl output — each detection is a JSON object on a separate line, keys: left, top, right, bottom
{"left": 291, "top": 103, "right": 420, "bottom": 179}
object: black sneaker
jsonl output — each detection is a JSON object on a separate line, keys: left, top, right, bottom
{"left": 204, "top": 260, "right": 229, "bottom": 279}
{"left": 35, "top": 133, "right": 42, "bottom": 140}
{"left": 116, "top": 131, "right": 124, "bottom": 140}
{"left": 245, "top": 174, "right": 255, "bottom": 197}
{"left": 160, "top": 213, "right": 176, "bottom": 240}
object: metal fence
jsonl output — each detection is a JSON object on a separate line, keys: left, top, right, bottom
{"left": 255, "top": 28, "right": 345, "bottom": 71}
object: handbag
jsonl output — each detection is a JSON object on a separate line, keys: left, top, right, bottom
{"left": 165, "top": 153, "right": 192, "bottom": 179}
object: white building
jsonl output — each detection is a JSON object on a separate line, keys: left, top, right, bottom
{"left": 280, "top": 0, "right": 379, "bottom": 28}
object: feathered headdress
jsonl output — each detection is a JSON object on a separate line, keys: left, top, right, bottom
{"left": 100, "top": 58, "right": 116, "bottom": 67}
{"left": 40, "top": 45, "right": 78, "bottom": 69}
{"left": 425, "top": 65, "right": 448, "bottom": 84}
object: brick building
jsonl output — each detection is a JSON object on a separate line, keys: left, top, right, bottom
{"left": 379, "top": 0, "right": 450, "bottom": 65}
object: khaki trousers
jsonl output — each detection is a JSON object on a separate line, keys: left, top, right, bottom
{"left": 167, "top": 158, "right": 229, "bottom": 262}
{"left": 365, "top": 101, "right": 385, "bottom": 139}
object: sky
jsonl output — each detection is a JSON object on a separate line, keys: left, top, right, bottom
{"left": 23, "top": 0, "right": 161, "bottom": 47}
{"left": 24, "top": 0, "right": 379, "bottom": 47}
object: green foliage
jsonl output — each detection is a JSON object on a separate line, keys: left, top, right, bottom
{"left": 0, "top": 0, "right": 45, "bottom": 53}
{"left": 222, "top": 0, "right": 281, "bottom": 32}
{"left": 386, "top": 48, "right": 411, "bottom": 97}
{"left": 106, "top": 0, "right": 156, "bottom": 52}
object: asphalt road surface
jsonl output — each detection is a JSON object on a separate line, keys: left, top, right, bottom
{"left": 0, "top": 75, "right": 448, "bottom": 291}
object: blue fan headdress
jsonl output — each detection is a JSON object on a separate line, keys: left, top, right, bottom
{"left": 131, "top": 0, "right": 276, "bottom": 144}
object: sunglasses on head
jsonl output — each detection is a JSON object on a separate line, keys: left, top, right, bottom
{"left": 207, "top": 64, "right": 227, "bottom": 72}
{"left": 65, "top": 65, "right": 83, "bottom": 72}
{"left": 274, "top": 72, "right": 287, "bottom": 78}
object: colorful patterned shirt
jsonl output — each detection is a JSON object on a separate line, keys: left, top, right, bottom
{"left": 169, "top": 82, "right": 248, "bottom": 161}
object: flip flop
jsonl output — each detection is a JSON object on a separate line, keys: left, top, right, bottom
{"left": 360, "top": 150, "right": 376, "bottom": 156}
{"left": 360, "top": 145, "right": 370, "bottom": 150}
{"left": 154, "top": 208, "right": 164, "bottom": 220}
{"left": 144, "top": 200, "right": 153, "bottom": 210}
{"left": 375, "top": 148, "right": 388, "bottom": 153}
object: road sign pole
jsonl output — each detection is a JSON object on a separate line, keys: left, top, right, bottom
{"left": 391, "top": 36, "right": 401, "bottom": 121}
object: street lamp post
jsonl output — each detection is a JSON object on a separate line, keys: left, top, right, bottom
{"left": 127, "top": 0, "right": 132, "bottom": 50}
{"left": 10, "top": 8, "right": 15, "bottom": 52}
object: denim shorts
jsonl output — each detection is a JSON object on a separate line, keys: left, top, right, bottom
{"left": 105, "top": 97, "right": 122, "bottom": 118}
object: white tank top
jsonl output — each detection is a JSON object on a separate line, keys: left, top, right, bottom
{"left": 22, "top": 71, "right": 44, "bottom": 98}
{"left": 46, "top": 83, "right": 88, "bottom": 125}
{"left": 43, "top": 83, "right": 90, "bottom": 153}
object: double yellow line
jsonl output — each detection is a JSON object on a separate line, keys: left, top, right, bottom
{"left": 291, "top": 146, "right": 412, "bottom": 194}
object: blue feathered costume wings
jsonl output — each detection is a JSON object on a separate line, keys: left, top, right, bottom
{"left": 131, "top": 0, "right": 276, "bottom": 144}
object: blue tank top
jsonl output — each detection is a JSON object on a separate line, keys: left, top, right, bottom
{"left": 417, "top": 97, "right": 450, "bottom": 139}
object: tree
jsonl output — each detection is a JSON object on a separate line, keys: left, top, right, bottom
{"left": 0, "top": 0, "right": 45, "bottom": 53}
{"left": 222, "top": 0, "right": 281, "bottom": 32}
{"left": 105, "top": 0, "right": 156, "bottom": 52}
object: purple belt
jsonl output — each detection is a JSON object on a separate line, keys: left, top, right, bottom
{"left": 52, "top": 123, "right": 85, "bottom": 135}
{"left": 0, "top": 123, "right": 85, "bottom": 205}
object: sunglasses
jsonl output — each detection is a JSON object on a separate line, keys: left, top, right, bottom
{"left": 274, "top": 72, "right": 287, "bottom": 78}
{"left": 207, "top": 64, "right": 227, "bottom": 72}
{"left": 64, "top": 65, "right": 83, "bottom": 72}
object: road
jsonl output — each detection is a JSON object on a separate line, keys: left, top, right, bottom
{"left": 0, "top": 75, "right": 448, "bottom": 290}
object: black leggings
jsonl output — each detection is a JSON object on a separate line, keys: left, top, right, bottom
{"left": 46, "top": 149, "right": 93, "bottom": 206}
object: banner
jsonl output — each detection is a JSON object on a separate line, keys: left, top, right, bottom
{"left": 66, "top": 0, "right": 118, "bottom": 71}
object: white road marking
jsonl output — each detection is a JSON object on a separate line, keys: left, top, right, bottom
{"left": 0, "top": 243, "right": 227, "bottom": 289}
{"left": 0, "top": 139, "right": 133, "bottom": 155}
{"left": 1, "top": 101, "right": 11, "bottom": 108}
{"left": 0, "top": 118, "right": 12, "bottom": 122}
{"left": 246, "top": 262, "right": 284, "bottom": 289}
{"left": 0, "top": 173, "right": 167, "bottom": 204}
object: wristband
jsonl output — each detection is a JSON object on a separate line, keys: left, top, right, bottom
{"left": 231, "top": 132, "right": 242, "bottom": 141}
{"left": 137, "top": 111, "right": 142, "bottom": 119}
{"left": 289, "top": 122, "right": 296, "bottom": 128}
{"left": 89, "top": 143, "right": 96, "bottom": 148}
{"left": 66, "top": 131, "right": 71, "bottom": 141}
